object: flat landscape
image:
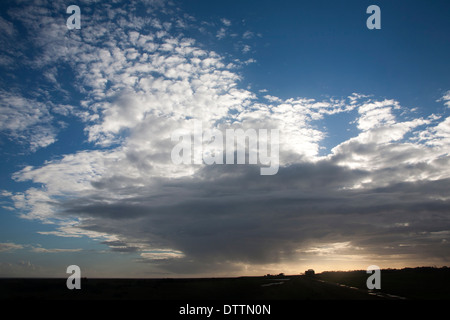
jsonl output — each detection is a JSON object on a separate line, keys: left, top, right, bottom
{"left": 1, "top": 267, "right": 448, "bottom": 300}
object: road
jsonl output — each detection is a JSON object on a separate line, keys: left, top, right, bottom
{"left": 258, "top": 276, "right": 389, "bottom": 300}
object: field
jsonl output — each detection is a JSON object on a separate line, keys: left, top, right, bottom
{"left": 316, "top": 267, "right": 450, "bottom": 300}
{"left": 1, "top": 267, "right": 449, "bottom": 300}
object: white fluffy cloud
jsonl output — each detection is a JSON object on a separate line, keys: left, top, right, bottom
{"left": 0, "top": 91, "right": 58, "bottom": 151}
{"left": 439, "top": 90, "right": 450, "bottom": 108}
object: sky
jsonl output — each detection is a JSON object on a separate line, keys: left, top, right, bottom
{"left": 0, "top": 0, "right": 449, "bottom": 278}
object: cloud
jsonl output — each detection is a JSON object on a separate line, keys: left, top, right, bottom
{"left": 2, "top": 0, "right": 450, "bottom": 276}
{"left": 23, "top": 148, "right": 449, "bottom": 270}
{"left": 438, "top": 91, "right": 450, "bottom": 108}
{"left": 101, "top": 240, "right": 142, "bottom": 253}
{"left": 0, "top": 242, "right": 24, "bottom": 252}
{"left": 356, "top": 99, "right": 400, "bottom": 131}
{"left": 216, "top": 27, "right": 227, "bottom": 40}
{"left": 221, "top": 18, "right": 231, "bottom": 27}
{"left": 0, "top": 16, "right": 16, "bottom": 38}
{"left": 264, "top": 95, "right": 282, "bottom": 103}
{"left": 0, "top": 91, "right": 58, "bottom": 151}
{"left": 31, "top": 247, "right": 82, "bottom": 253}
{"left": 139, "top": 250, "right": 185, "bottom": 261}
{"left": 0, "top": 260, "right": 39, "bottom": 277}
{"left": 242, "top": 31, "right": 254, "bottom": 39}
{"left": 0, "top": 15, "right": 21, "bottom": 67}
{"left": 242, "top": 44, "right": 251, "bottom": 54}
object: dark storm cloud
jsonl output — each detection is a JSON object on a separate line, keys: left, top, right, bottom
{"left": 56, "top": 158, "right": 450, "bottom": 271}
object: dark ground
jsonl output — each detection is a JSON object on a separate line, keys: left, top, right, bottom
{"left": 316, "top": 266, "right": 450, "bottom": 300}
{"left": 1, "top": 267, "right": 449, "bottom": 300}
{"left": 0, "top": 275, "right": 382, "bottom": 300}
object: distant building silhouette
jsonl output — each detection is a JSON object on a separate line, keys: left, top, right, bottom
{"left": 305, "top": 269, "right": 315, "bottom": 276}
